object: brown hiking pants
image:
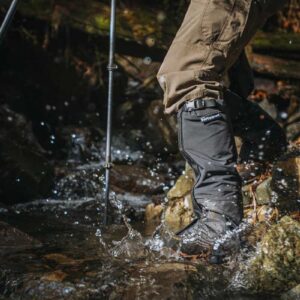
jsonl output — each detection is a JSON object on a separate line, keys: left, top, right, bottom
{"left": 157, "top": 0, "right": 285, "bottom": 114}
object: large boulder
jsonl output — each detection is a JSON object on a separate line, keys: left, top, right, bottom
{"left": 0, "top": 105, "right": 54, "bottom": 204}
{"left": 241, "top": 216, "right": 300, "bottom": 293}
{"left": 111, "top": 164, "right": 165, "bottom": 195}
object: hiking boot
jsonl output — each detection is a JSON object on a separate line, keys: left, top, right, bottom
{"left": 177, "top": 212, "right": 236, "bottom": 263}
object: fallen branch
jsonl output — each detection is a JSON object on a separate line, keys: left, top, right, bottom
{"left": 251, "top": 53, "right": 300, "bottom": 81}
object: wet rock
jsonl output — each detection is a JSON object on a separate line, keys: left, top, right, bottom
{"left": 44, "top": 254, "right": 78, "bottom": 266}
{"left": 111, "top": 164, "right": 165, "bottom": 195}
{"left": 167, "top": 164, "right": 194, "bottom": 199}
{"left": 255, "top": 177, "right": 273, "bottom": 205}
{"left": 145, "top": 203, "right": 164, "bottom": 223}
{"left": 113, "top": 257, "right": 233, "bottom": 299}
{"left": 242, "top": 216, "right": 300, "bottom": 293}
{"left": 164, "top": 194, "right": 194, "bottom": 232}
{"left": 0, "top": 202, "right": 10, "bottom": 214}
{"left": 0, "top": 105, "right": 54, "bottom": 204}
{"left": 244, "top": 222, "right": 269, "bottom": 246}
{"left": 101, "top": 130, "right": 149, "bottom": 164}
{"left": 163, "top": 164, "right": 194, "bottom": 231}
{"left": 271, "top": 149, "right": 300, "bottom": 211}
{"left": 286, "top": 122, "right": 300, "bottom": 142}
{"left": 0, "top": 221, "right": 41, "bottom": 254}
{"left": 41, "top": 270, "right": 68, "bottom": 282}
{"left": 55, "top": 126, "right": 103, "bottom": 162}
{"left": 54, "top": 167, "right": 104, "bottom": 200}
{"left": 244, "top": 205, "right": 279, "bottom": 224}
{"left": 19, "top": 279, "right": 101, "bottom": 300}
{"left": 114, "top": 262, "right": 197, "bottom": 299}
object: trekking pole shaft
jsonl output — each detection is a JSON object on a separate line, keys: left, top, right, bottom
{"left": 104, "top": 0, "right": 117, "bottom": 225}
{"left": 0, "top": 0, "right": 20, "bottom": 44}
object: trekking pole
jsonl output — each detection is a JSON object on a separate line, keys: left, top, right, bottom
{"left": 104, "top": 0, "right": 117, "bottom": 225}
{"left": 0, "top": 0, "right": 20, "bottom": 45}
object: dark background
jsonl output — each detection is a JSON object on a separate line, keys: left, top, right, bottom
{"left": 0, "top": 0, "right": 299, "bottom": 204}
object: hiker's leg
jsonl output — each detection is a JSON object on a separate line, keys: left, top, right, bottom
{"left": 157, "top": 0, "right": 285, "bottom": 114}
{"left": 157, "top": 0, "right": 285, "bottom": 256}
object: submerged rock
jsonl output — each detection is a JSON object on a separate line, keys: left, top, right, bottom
{"left": 242, "top": 216, "right": 300, "bottom": 293}
{"left": 0, "top": 221, "right": 41, "bottom": 254}
{"left": 41, "top": 271, "right": 68, "bottom": 283}
{"left": 112, "top": 262, "right": 197, "bottom": 299}
{"left": 43, "top": 254, "right": 78, "bottom": 266}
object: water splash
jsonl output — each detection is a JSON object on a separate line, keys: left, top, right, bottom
{"left": 95, "top": 192, "right": 149, "bottom": 258}
{"left": 109, "top": 217, "right": 148, "bottom": 258}
{"left": 212, "top": 221, "right": 254, "bottom": 256}
{"left": 95, "top": 228, "right": 109, "bottom": 252}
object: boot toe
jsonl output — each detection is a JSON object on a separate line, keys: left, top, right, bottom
{"left": 177, "top": 219, "right": 217, "bottom": 255}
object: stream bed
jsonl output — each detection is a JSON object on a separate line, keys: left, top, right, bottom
{"left": 0, "top": 197, "right": 283, "bottom": 300}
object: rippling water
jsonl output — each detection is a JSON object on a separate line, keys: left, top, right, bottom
{"left": 0, "top": 197, "right": 282, "bottom": 300}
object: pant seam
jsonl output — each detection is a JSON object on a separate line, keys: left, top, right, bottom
{"left": 178, "top": 108, "right": 203, "bottom": 217}
{"left": 212, "top": 0, "right": 238, "bottom": 44}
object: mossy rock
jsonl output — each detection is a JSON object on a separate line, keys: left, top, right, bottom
{"left": 244, "top": 216, "right": 300, "bottom": 293}
{"left": 163, "top": 164, "right": 195, "bottom": 231}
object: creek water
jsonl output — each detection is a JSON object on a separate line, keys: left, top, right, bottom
{"left": 0, "top": 210, "right": 278, "bottom": 300}
{"left": 0, "top": 155, "right": 284, "bottom": 299}
{"left": 0, "top": 208, "right": 280, "bottom": 298}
